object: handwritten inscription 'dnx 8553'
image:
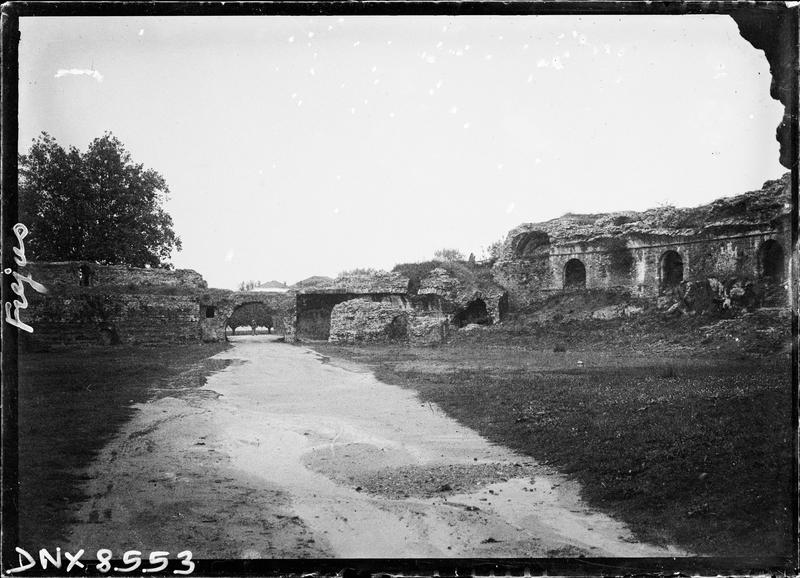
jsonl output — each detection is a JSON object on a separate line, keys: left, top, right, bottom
{"left": 4, "top": 223, "right": 48, "bottom": 333}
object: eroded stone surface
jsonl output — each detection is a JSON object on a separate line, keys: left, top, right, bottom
{"left": 329, "top": 299, "right": 409, "bottom": 344}
{"left": 493, "top": 175, "right": 791, "bottom": 309}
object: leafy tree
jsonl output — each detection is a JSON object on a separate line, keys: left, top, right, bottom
{"left": 227, "top": 303, "right": 274, "bottom": 332}
{"left": 433, "top": 248, "right": 465, "bottom": 262}
{"left": 336, "top": 268, "right": 379, "bottom": 278}
{"left": 480, "top": 237, "right": 505, "bottom": 262}
{"left": 18, "top": 132, "right": 181, "bottom": 267}
{"left": 238, "top": 279, "right": 261, "bottom": 291}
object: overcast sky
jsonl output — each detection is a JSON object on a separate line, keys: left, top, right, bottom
{"left": 19, "top": 15, "right": 784, "bottom": 289}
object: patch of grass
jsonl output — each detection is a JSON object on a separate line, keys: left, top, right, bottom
{"left": 16, "top": 342, "right": 229, "bottom": 549}
{"left": 314, "top": 340, "right": 793, "bottom": 557}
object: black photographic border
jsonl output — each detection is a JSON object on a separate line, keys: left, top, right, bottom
{"left": 1, "top": 1, "right": 797, "bottom": 576}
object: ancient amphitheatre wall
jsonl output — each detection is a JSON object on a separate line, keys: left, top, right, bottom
{"left": 493, "top": 175, "right": 792, "bottom": 309}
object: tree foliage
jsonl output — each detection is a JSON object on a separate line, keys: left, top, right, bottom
{"left": 481, "top": 238, "right": 505, "bottom": 262}
{"left": 238, "top": 279, "right": 262, "bottom": 291}
{"left": 433, "top": 248, "right": 465, "bottom": 262}
{"left": 227, "top": 302, "right": 275, "bottom": 331}
{"left": 19, "top": 132, "right": 181, "bottom": 268}
{"left": 336, "top": 268, "right": 379, "bottom": 278}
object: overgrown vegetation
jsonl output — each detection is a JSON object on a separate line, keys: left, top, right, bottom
{"left": 227, "top": 302, "right": 275, "bottom": 332}
{"left": 17, "top": 342, "right": 229, "bottom": 548}
{"left": 336, "top": 267, "right": 381, "bottom": 277}
{"left": 433, "top": 248, "right": 465, "bottom": 262}
{"left": 392, "top": 258, "right": 497, "bottom": 295}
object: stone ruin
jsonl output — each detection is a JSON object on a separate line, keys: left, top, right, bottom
{"left": 24, "top": 261, "right": 294, "bottom": 347}
{"left": 23, "top": 175, "right": 792, "bottom": 348}
{"left": 493, "top": 174, "right": 792, "bottom": 315}
{"left": 23, "top": 262, "right": 506, "bottom": 347}
{"left": 291, "top": 267, "right": 509, "bottom": 345}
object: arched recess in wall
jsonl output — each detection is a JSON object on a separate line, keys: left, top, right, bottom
{"left": 515, "top": 231, "right": 551, "bottom": 259}
{"left": 452, "top": 298, "right": 491, "bottom": 327}
{"left": 226, "top": 302, "right": 276, "bottom": 336}
{"left": 660, "top": 250, "right": 684, "bottom": 290}
{"left": 759, "top": 239, "right": 786, "bottom": 280}
{"left": 563, "top": 259, "right": 586, "bottom": 289}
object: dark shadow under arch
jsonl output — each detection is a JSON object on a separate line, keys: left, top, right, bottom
{"left": 563, "top": 259, "right": 586, "bottom": 289}
{"left": 452, "top": 299, "right": 491, "bottom": 328}
{"left": 760, "top": 239, "right": 785, "bottom": 280}
{"left": 660, "top": 250, "right": 684, "bottom": 290}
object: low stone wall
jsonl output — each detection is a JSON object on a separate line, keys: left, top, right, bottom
{"left": 328, "top": 299, "right": 409, "bottom": 344}
{"left": 26, "top": 292, "right": 201, "bottom": 346}
{"left": 22, "top": 261, "right": 208, "bottom": 347}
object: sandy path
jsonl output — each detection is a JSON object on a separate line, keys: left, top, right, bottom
{"left": 66, "top": 336, "right": 685, "bottom": 558}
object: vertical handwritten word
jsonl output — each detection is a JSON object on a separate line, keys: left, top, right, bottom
{"left": 4, "top": 223, "right": 47, "bottom": 333}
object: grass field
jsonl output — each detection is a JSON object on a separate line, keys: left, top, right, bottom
{"left": 313, "top": 313, "right": 794, "bottom": 558}
{"left": 16, "top": 342, "right": 229, "bottom": 549}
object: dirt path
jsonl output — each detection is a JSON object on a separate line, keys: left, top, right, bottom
{"left": 66, "top": 336, "right": 685, "bottom": 558}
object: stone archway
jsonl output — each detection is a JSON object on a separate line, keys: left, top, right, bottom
{"left": 226, "top": 301, "right": 276, "bottom": 337}
{"left": 563, "top": 259, "right": 586, "bottom": 289}
{"left": 660, "top": 250, "right": 684, "bottom": 291}
{"left": 199, "top": 291, "right": 294, "bottom": 342}
{"left": 452, "top": 298, "right": 491, "bottom": 328}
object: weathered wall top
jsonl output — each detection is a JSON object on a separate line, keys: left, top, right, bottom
{"left": 27, "top": 261, "right": 208, "bottom": 294}
{"left": 503, "top": 173, "right": 790, "bottom": 252}
{"left": 418, "top": 266, "right": 508, "bottom": 324}
{"left": 297, "top": 271, "right": 411, "bottom": 295}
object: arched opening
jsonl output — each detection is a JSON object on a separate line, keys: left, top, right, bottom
{"left": 497, "top": 294, "right": 509, "bottom": 321}
{"left": 386, "top": 315, "right": 408, "bottom": 340}
{"left": 225, "top": 302, "right": 276, "bottom": 338}
{"left": 452, "top": 298, "right": 491, "bottom": 328}
{"left": 660, "top": 250, "right": 684, "bottom": 290}
{"left": 760, "top": 239, "right": 785, "bottom": 281}
{"left": 515, "top": 231, "right": 551, "bottom": 259}
{"left": 563, "top": 259, "right": 586, "bottom": 289}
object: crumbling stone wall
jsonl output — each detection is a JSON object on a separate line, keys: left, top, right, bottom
{"left": 28, "top": 292, "right": 201, "bottom": 345}
{"left": 295, "top": 292, "right": 408, "bottom": 341}
{"left": 418, "top": 267, "right": 508, "bottom": 325}
{"left": 25, "top": 261, "right": 208, "bottom": 346}
{"left": 293, "top": 268, "right": 508, "bottom": 344}
{"left": 407, "top": 313, "right": 450, "bottom": 345}
{"left": 494, "top": 175, "right": 791, "bottom": 310}
{"left": 292, "top": 272, "right": 411, "bottom": 341}
{"left": 25, "top": 262, "right": 298, "bottom": 346}
{"left": 327, "top": 298, "right": 452, "bottom": 346}
{"left": 328, "top": 299, "right": 409, "bottom": 344}
{"left": 198, "top": 290, "right": 294, "bottom": 342}
{"left": 496, "top": 230, "right": 790, "bottom": 308}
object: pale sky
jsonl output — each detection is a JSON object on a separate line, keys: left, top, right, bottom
{"left": 19, "top": 15, "right": 784, "bottom": 289}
